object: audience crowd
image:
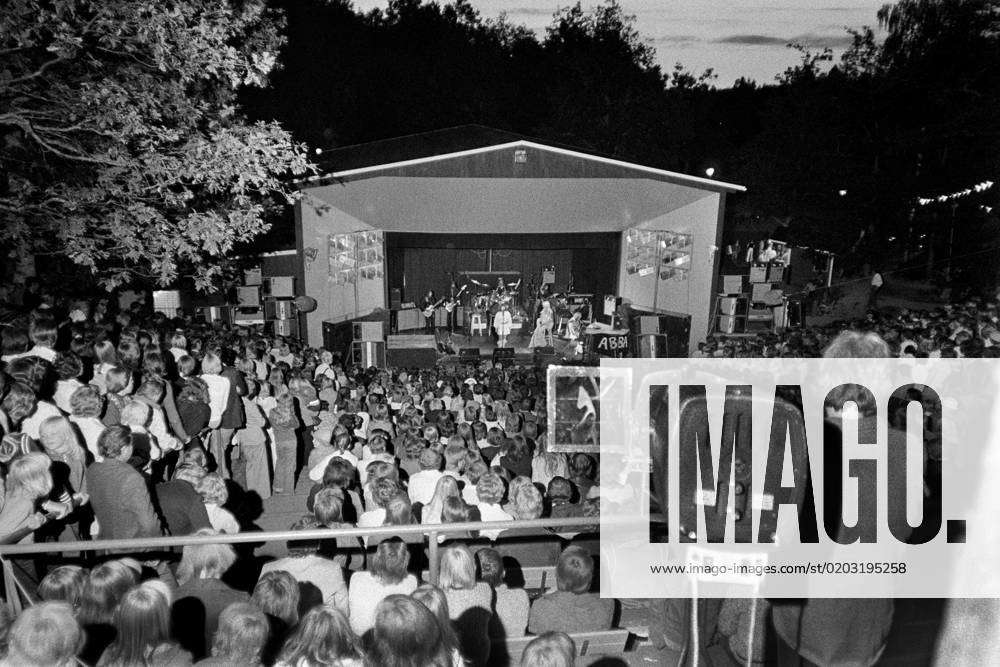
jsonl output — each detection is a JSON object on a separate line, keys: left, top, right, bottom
{"left": 0, "top": 295, "right": 603, "bottom": 666}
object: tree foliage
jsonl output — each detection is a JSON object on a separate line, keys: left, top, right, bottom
{"left": 0, "top": 0, "right": 314, "bottom": 289}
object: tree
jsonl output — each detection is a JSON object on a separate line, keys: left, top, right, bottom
{"left": 0, "top": 0, "right": 314, "bottom": 289}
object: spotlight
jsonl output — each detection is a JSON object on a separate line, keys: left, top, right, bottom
{"left": 315, "top": 147, "right": 323, "bottom": 155}
{"left": 705, "top": 167, "right": 716, "bottom": 178}
{"left": 838, "top": 189, "right": 848, "bottom": 197}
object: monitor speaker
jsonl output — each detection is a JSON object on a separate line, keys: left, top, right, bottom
{"left": 459, "top": 347, "right": 480, "bottom": 362}
{"left": 273, "top": 300, "right": 295, "bottom": 320}
{"left": 492, "top": 347, "right": 515, "bottom": 364}
{"left": 638, "top": 333, "right": 668, "bottom": 358}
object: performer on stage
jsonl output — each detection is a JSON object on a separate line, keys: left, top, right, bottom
{"left": 446, "top": 281, "right": 459, "bottom": 334}
{"left": 421, "top": 290, "right": 437, "bottom": 333}
{"left": 529, "top": 300, "right": 554, "bottom": 348}
{"left": 493, "top": 303, "right": 513, "bottom": 348}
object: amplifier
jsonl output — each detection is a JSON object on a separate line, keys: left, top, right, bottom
{"left": 719, "top": 297, "right": 739, "bottom": 316}
{"left": 273, "top": 319, "right": 295, "bottom": 337}
{"left": 273, "top": 299, "right": 295, "bottom": 320}
{"left": 267, "top": 276, "right": 295, "bottom": 298}
{"left": 351, "top": 340, "right": 386, "bottom": 368}
{"left": 767, "top": 263, "right": 785, "bottom": 283}
{"left": 236, "top": 285, "right": 260, "bottom": 307}
{"left": 492, "top": 347, "right": 515, "bottom": 364}
{"left": 749, "top": 264, "right": 768, "bottom": 283}
{"left": 459, "top": 347, "right": 480, "bottom": 362}
{"left": 639, "top": 315, "right": 660, "bottom": 335}
{"left": 722, "top": 275, "right": 744, "bottom": 294}
{"left": 353, "top": 321, "right": 384, "bottom": 341}
{"left": 638, "top": 333, "right": 668, "bottom": 358}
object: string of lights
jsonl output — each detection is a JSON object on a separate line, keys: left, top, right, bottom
{"left": 917, "top": 180, "right": 994, "bottom": 206}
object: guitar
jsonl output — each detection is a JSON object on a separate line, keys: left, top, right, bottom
{"left": 422, "top": 298, "right": 445, "bottom": 318}
{"left": 443, "top": 284, "right": 468, "bottom": 313}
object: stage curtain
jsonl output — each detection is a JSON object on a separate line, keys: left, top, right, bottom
{"left": 402, "top": 247, "right": 457, "bottom": 302}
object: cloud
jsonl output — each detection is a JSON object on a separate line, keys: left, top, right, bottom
{"left": 716, "top": 34, "right": 788, "bottom": 46}
{"left": 790, "top": 32, "right": 855, "bottom": 49}
{"left": 653, "top": 34, "right": 702, "bottom": 45}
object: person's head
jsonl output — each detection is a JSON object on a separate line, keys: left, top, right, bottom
{"left": 370, "top": 537, "right": 411, "bottom": 585}
{"left": 6, "top": 452, "right": 53, "bottom": 500}
{"left": 53, "top": 351, "right": 83, "bottom": 382}
{"left": 38, "top": 565, "right": 87, "bottom": 608}
{"left": 209, "top": 602, "right": 269, "bottom": 665}
{"left": 5, "top": 602, "right": 82, "bottom": 667}
{"left": 443, "top": 443, "right": 467, "bottom": 473}
{"left": 38, "top": 415, "right": 79, "bottom": 457}
{"left": 570, "top": 453, "right": 594, "bottom": 480}
{"left": 313, "top": 487, "right": 345, "bottom": 526}
{"left": 547, "top": 476, "right": 574, "bottom": 504}
{"left": 6, "top": 356, "right": 53, "bottom": 396}
{"left": 384, "top": 492, "right": 414, "bottom": 526}
{"left": 119, "top": 400, "right": 150, "bottom": 429}
{"left": 286, "top": 514, "right": 324, "bottom": 557}
{"left": 28, "top": 316, "right": 58, "bottom": 350}
{"left": 94, "top": 339, "right": 118, "bottom": 366}
{"left": 475, "top": 548, "right": 505, "bottom": 587}
{"left": 104, "top": 366, "right": 133, "bottom": 395}
{"left": 555, "top": 546, "right": 595, "bottom": 594}
{"left": 177, "top": 529, "right": 237, "bottom": 583}
{"left": 512, "top": 483, "right": 544, "bottom": 520}
{"left": 476, "top": 472, "right": 506, "bottom": 505}
{"left": 438, "top": 544, "right": 476, "bottom": 591}
{"left": 137, "top": 379, "right": 164, "bottom": 404}
{"left": 1, "top": 380, "right": 36, "bottom": 426}
{"left": 141, "top": 351, "right": 167, "bottom": 382}
{"left": 169, "top": 332, "right": 187, "bottom": 351}
{"left": 1, "top": 326, "right": 29, "bottom": 356}
{"left": 822, "top": 331, "right": 891, "bottom": 358}
{"left": 370, "top": 476, "right": 401, "bottom": 510}
{"left": 440, "top": 496, "right": 473, "bottom": 526}
{"left": 410, "top": 584, "right": 461, "bottom": 653}
{"left": 177, "top": 354, "right": 198, "bottom": 378}
{"left": 102, "top": 582, "right": 172, "bottom": 665}
{"left": 78, "top": 560, "right": 138, "bottom": 625}
{"left": 277, "top": 604, "right": 362, "bottom": 666}
{"left": 365, "top": 594, "right": 453, "bottom": 667}
{"left": 67, "top": 385, "right": 101, "bottom": 420}
{"left": 251, "top": 570, "right": 300, "bottom": 627}
{"left": 196, "top": 472, "right": 228, "bottom": 507}
{"left": 521, "top": 631, "right": 576, "bottom": 667}
{"left": 201, "top": 352, "right": 223, "bottom": 375}
{"left": 418, "top": 447, "right": 442, "bottom": 471}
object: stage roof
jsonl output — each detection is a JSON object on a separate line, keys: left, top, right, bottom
{"left": 299, "top": 127, "right": 745, "bottom": 234}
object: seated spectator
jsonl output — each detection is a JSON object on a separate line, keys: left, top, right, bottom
{"left": 306, "top": 453, "right": 361, "bottom": 522}
{"left": 156, "top": 464, "right": 212, "bottom": 537}
{"left": 197, "top": 472, "right": 240, "bottom": 534}
{"left": 260, "top": 515, "right": 348, "bottom": 615}
{"left": 198, "top": 602, "right": 268, "bottom": 667}
{"left": 569, "top": 454, "right": 596, "bottom": 501}
{"left": 527, "top": 546, "right": 614, "bottom": 634}
{"left": 173, "top": 530, "right": 250, "bottom": 660}
{"left": 251, "top": 570, "right": 301, "bottom": 666}
{"left": 503, "top": 476, "right": 534, "bottom": 518}
{"left": 495, "top": 484, "right": 562, "bottom": 567}
{"left": 438, "top": 544, "right": 492, "bottom": 667}
{"left": 476, "top": 472, "right": 513, "bottom": 540}
{"left": 422, "top": 475, "right": 461, "bottom": 525}
{"left": 78, "top": 560, "right": 138, "bottom": 665}
{"left": 407, "top": 448, "right": 444, "bottom": 506}
{"left": 358, "top": 476, "right": 400, "bottom": 545}
{"left": 274, "top": 605, "right": 363, "bottom": 667}
{"left": 97, "top": 582, "right": 191, "bottom": 666}
{"left": 410, "top": 584, "right": 464, "bottom": 667}
{"left": 462, "top": 459, "right": 489, "bottom": 506}
{"left": 313, "top": 487, "right": 365, "bottom": 572}
{"left": 364, "top": 594, "right": 459, "bottom": 667}
{"left": 476, "top": 548, "right": 529, "bottom": 640}
{"left": 3, "top": 602, "right": 82, "bottom": 667}
{"left": 37, "top": 565, "right": 88, "bottom": 609}
{"left": 348, "top": 537, "right": 418, "bottom": 636}
{"left": 547, "top": 477, "right": 581, "bottom": 520}
{"left": 520, "top": 631, "right": 576, "bottom": 667}
{"left": 532, "top": 452, "right": 569, "bottom": 490}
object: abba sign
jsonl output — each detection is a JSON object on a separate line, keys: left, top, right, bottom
{"left": 573, "top": 359, "right": 1000, "bottom": 598}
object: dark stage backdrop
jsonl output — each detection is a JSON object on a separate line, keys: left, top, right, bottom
{"left": 386, "top": 233, "right": 619, "bottom": 305}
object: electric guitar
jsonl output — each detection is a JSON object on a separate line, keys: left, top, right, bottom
{"left": 443, "top": 284, "right": 468, "bottom": 313}
{"left": 423, "top": 298, "right": 445, "bottom": 318}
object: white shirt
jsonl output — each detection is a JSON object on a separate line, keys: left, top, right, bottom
{"left": 493, "top": 310, "right": 513, "bottom": 336}
{"left": 54, "top": 379, "right": 84, "bottom": 414}
{"left": 407, "top": 470, "right": 444, "bottom": 506}
{"left": 21, "top": 401, "right": 62, "bottom": 440}
{"left": 261, "top": 555, "right": 349, "bottom": 614}
{"left": 309, "top": 450, "right": 360, "bottom": 483}
{"left": 205, "top": 503, "right": 240, "bottom": 534}
{"left": 476, "top": 503, "right": 513, "bottom": 540}
{"left": 872, "top": 273, "right": 883, "bottom": 287}
{"left": 200, "top": 374, "right": 231, "bottom": 429}
{"left": 169, "top": 347, "right": 188, "bottom": 362}
{"left": 70, "top": 415, "right": 105, "bottom": 461}
{"left": 348, "top": 571, "right": 418, "bottom": 635}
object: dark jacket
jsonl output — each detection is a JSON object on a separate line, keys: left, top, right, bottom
{"left": 172, "top": 577, "right": 250, "bottom": 660}
{"left": 87, "top": 458, "right": 161, "bottom": 540}
{"left": 218, "top": 367, "right": 246, "bottom": 429}
{"left": 155, "top": 479, "right": 211, "bottom": 536}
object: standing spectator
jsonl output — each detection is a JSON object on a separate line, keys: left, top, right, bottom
{"left": 197, "top": 472, "right": 240, "bottom": 534}
{"left": 274, "top": 605, "right": 363, "bottom": 667}
{"left": 527, "top": 546, "right": 614, "bottom": 634}
{"left": 868, "top": 270, "right": 884, "bottom": 310}
{"left": 69, "top": 385, "right": 106, "bottom": 462}
{"left": 168, "top": 332, "right": 188, "bottom": 364}
{"left": 0, "top": 452, "right": 56, "bottom": 544}
{"left": 97, "top": 582, "right": 192, "bottom": 666}
{"left": 173, "top": 531, "right": 250, "bottom": 660}
{"left": 216, "top": 348, "right": 248, "bottom": 480}
{"left": 476, "top": 548, "right": 529, "bottom": 640}
{"left": 259, "top": 515, "right": 349, "bottom": 614}
{"left": 25, "top": 315, "right": 58, "bottom": 362}
{"left": 155, "top": 465, "right": 211, "bottom": 537}
{"left": 87, "top": 425, "right": 161, "bottom": 540}
{"left": 141, "top": 351, "right": 188, "bottom": 443}
{"left": 52, "top": 352, "right": 85, "bottom": 414}
{"left": 176, "top": 377, "right": 211, "bottom": 449}
{"left": 268, "top": 392, "right": 300, "bottom": 494}
{"left": 348, "top": 537, "right": 418, "bottom": 635}
{"left": 238, "top": 378, "right": 271, "bottom": 499}
{"left": 289, "top": 375, "right": 317, "bottom": 478}
{"left": 100, "top": 367, "right": 133, "bottom": 427}
{"left": 199, "top": 353, "right": 232, "bottom": 476}
{"left": 90, "top": 340, "right": 119, "bottom": 395}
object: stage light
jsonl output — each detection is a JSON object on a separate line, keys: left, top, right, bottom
{"left": 315, "top": 147, "right": 323, "bottom": 155}
{"left": 705, "top": 167, "right": 716, "bottom": 177}
{"left": 838, "top": 189, "right": 848, "bottom": 197}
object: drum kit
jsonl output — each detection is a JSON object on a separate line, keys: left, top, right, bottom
{"left": 469, "top": 278, "right": 521, "bottom": 314}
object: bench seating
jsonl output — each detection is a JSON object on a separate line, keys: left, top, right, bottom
{"left": 421, "top": 565, "right": 556, "bottom": 591}
{"left": 503, "top": 629, "right": 631, "bottom": 665}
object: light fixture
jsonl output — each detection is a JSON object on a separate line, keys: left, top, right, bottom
{"left": 838, "top": 189, "right": 848, "bottom": 197}
{"left": 315, "top": 147, "right": 323, "bottom": 155}
{"left": 705, "top": 167, "right": 716, "bottom": 177}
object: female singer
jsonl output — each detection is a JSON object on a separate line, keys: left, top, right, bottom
{"left": 493, "top": 303, "right": 513, "bottom": 348}
{"left": 528, "top": 301, "right": 554, "bottom": 348}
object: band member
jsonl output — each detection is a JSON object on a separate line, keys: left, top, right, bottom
{"left": 529, "top": 300, "right": 554, "bottom": 348}
{"left": 493, "top": 303, "right": 513, "bottom": 348}
{"left": 446, "top": 281, "right": 459, "bottom": 334}
{"left": 421, "top": 290, "right": 437, "bottom": 333}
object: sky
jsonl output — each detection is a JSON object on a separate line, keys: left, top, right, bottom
{"left": 349, "top": 0, "right": 884, "bottom": 87}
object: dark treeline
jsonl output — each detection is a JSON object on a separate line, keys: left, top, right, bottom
{"left": 243, "top": 0, "right": 1000, "bottom": 278}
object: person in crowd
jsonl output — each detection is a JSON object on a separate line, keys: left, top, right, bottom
{"left": 37, "top": 564, "right": 87, "bottom": 608}
{"left": 528, "top": 546, "right": 614, "bottom": 634}
{"left": 269, "top": 391, "right": 300, "bottom": 494}
{"left": 251, "top": 570, "right": 300, "bottom": 665}
{"left": 520, "top": 632, "right": 576, "bottom": 667}
{"left": 134, "top": 379, "right": 182, "bottom": 457}
{"left": 173, "top": 529, "right": 250, "bottom": 660}
{"left": 410, "top": 585, "right": 464, "bottom": 667}
{"left": 363, "top": 594, "right": 458, "bottom": 667}
{"left": 239, "top": 378, "right": 271, "bottom": 499}
{"left": 215, "top": 348, "right": 248, "bottom": 480}
{"left": 156, "top": 463, "right": 212, "bottom": 537}
{"left": 197, "top": 602, "right": 269, "bottom": 667}
{"left": 313, "top": 487, "right": 365, "bottom": 572}
{"left": 421, "top": 474, "right": 461, "bottom": 526}
{"left": 476, "top": 547, "right": 529, "bottom": 640}
{"left": 407, "top": 447, "right": 443, "bottom": 507}
{"left": 8, "top": 357, "right": 61, "bottom": 441}
{"left": 1, "top": 602, "right": 82, "bottom": 667}
{"left": 348, "top": 537, "right": 418, "bottom": 635}
{"left": 260, "top": 515, "right": 349, "bottom": 614}
{"left": 0, "top": 452, "right": 60, "bottom": 544}
{"left": 495, "top": 484, "right": 562, "bottom": 567}
{"left": 168, "top": 332, "right": 188, "bottom": 364}
{"left": 77, "top": 560, "right": 139, "bottom": 664}
{"left": 119, "top": 400, "right": 162, "bottom": 474}
{"left": 176, "top": 377, "right": 212, "bottom": 449}
{"left": 547, "top": 476, "right": 582, "bottom": 520}
{"left": 97, "top": 582, "right": 191, "bottom": 666}
{"left": 475, "top": 472, "right": 513, "bottom": 540}
{"left": 141, "top": 351, "right": 188, "bottom": 443}
{"left": 37, "top": 416, "right": 89, "bottom": 539}
{"left": 308, "top": 431, "right": 360, "bottom": 484}
{"left": 568, "top": 454, "right": 595, "bottom": 501}
{"left": 199, "top": 353, "right": 232, "bottom": 475}
{"left": 52, "top": 351, "right": 85, "bottom": 414}
{"left": 100, "top": 366, "right": 133, "bottom": 427}
{"left": 437, "top": 544, "right": 492, "bottom": 667}
{"left": 197, "top": 472, "right": 240, "bottom": 534}
{"left": 274, "top": 604, "right": 363, "bottom": 667}
{"left": 462, "top": 459, "right": 488, "bottom": 505}
{"left": 90, "top": 340, "right": 118, "bottom": 395}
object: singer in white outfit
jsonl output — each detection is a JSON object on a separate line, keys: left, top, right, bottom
{"left": 493, "top": 303, "right": 513, "bottom": 348}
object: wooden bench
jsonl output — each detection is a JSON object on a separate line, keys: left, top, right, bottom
{"left": 421, "top": 565, "right": 556, "bottom": 591}
{"left": 503, "top": 629, "right": 631, "bottom": 665}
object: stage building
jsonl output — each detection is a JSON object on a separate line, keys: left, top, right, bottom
{"left": 293, "top": 126, "right": 744, "bottom": 355}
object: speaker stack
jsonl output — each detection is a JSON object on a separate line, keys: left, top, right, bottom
{"left": 492, "top": 347, "right": 515, "bottom": 364}
{"left": 351, "top": 321, "right": 386, "bottom": 368}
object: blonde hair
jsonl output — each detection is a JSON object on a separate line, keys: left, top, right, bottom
{"left": 6, "top": 602, "right": 82, "bottom": 666}
{"left": 38, "top": 416, "right": 79, "bottom": 456}
{"left": 437, "top": 544, "right": 476, "bottom": 590}
{"left": 197, "top": 472, "right": 228, "bottom": 505}
{"left": 177, "top": 529, "right": 236, "bottom": 583}
{"left": 6, "top": 452, "right": 53, "bottom": 500}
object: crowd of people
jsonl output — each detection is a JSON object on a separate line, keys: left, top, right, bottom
{"left": 0, "top": 295, "right": 605, "bottom": 666}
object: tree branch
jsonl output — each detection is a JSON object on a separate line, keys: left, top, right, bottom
{"left": 3, "top": 55, "right": 69, "bottom": 87}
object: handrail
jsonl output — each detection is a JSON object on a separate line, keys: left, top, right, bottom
{"left": 0, "top": 516, "right": 611, "bottom": 557}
